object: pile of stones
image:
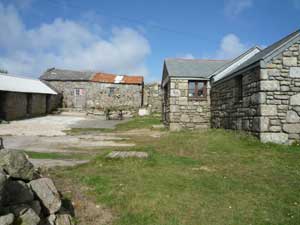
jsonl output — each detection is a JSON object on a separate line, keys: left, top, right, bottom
{"left": 0, "top": 149, "right": 74, "bottom": 225}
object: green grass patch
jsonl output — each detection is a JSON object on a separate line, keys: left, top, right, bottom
{"left": 52, "top": 129, "right": 300, "bottom": 225}
{"left": 115, "top": 115, "right": 162, "bottom": 131}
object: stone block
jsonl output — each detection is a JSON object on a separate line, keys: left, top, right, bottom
{"left": 283, "top": 57, "right": 297, "bottom": 66}
{"left": 289, "top": 67, "right": 300, "bottom": 78}
{"left": 260, "top": 133, "right": 288, "bottom": 144}
{"left": 260, "top": 69, "right": 268, "bottom": 79}
{"left": 169, "top": 123, "right": 181, "bottom": 131}
{"left": 178, "top": 97, "right": 188, "bottom": 105}
{"left": 178, "top": 82, "right": 188, "bottom": 90}
{"left": 290, "top": 93, "right": 300, "bottom": 105}
{"left": 253, "top": 117, "right": 269, "bottom": 132}
{"left": 170, "top": 89, "right": 181, "bottom": 97}
{"left": 268, "top": 69, "right": 280, "bottom": 76}
{"left": 180, "top": 114, "right": 190, "bottom": 122}
{"left": 269, "top": 126, "right": 282, "bottom": 132}
{"left": 260, "top": 81, "right": 280, "bottom": 91}
{"left": 286, "top": 110, "right": 300, "bottom": 123}
{"left": 283, "top": 124, "right": 300, "bottom": 133}
{"left": 259, "top": 105, "right": 277, "bottom": 116}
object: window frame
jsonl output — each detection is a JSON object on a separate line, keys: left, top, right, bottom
{"left": 188, "top": 80, "right": 208, "bottom": 99}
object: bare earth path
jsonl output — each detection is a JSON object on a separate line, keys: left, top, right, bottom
{"left": 0, "top": 113, "right": 135, "bottom": 167}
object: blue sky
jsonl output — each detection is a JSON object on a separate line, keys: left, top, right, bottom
{"left": 0, "top": 0, "right": 299, "bottom": 82}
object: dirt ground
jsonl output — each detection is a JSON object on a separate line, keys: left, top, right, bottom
{"left": 0, "top": 113, "right": 134, "bottom": 167}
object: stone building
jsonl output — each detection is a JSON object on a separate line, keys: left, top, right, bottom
{"left": 0, "top": 73, "right": 59, "bottom": 121}
{"left": 41, "top": 69, "right": 144, "bottom": 111}
{"left": 143, "top": 82, "right": 162, "bottom": 113}
{"left": 162, "top": 29, "right": 300, "bottom": 144}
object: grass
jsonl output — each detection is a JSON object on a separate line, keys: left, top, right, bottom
{"left": 25, "top": 151, "right": 91, "bottom": 160}
{"left": 66, "top": 115, "right": 163, "bottom": 135}
{"left": 51, "top": 127, "right": 300, "bottom": 225}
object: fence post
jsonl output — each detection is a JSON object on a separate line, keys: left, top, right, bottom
{"left": 0, "top": 137, "right": 4, "bottom": 150}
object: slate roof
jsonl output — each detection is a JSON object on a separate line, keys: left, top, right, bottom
{"left": 41, "top": 68, "right": 94, "bottom": 81}
{"left": 164, "top": 59, "right": 229, "bottom": 79}
{"left": 0, "top": 73, "right": 57, "bottom": 95}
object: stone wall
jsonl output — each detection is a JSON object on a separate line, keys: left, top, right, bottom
{"left": 0, "top": 92, "right": 28, "bottom": 121}
{"left": 29, "top": 94, "right": 46, "bottom": 117}
{"left": 164, "top": 79, "right": 211, "bottom": 131}
{"left": 47, "top": 81, "right": 143, "bottom": 110}
{"left": 259, "top": 41, "right": 300, "bottom": 144}
{"left": 143, "top": 83, "right": 162, "bottom": 113}
{"left": 0, "top": 91, "right": 59, "bottom": 121}
{"left": 211, "top": 67, "right": 261, "bottom": 137}
{"left": 46, "top": 94, "right": 62, "bottom": 113}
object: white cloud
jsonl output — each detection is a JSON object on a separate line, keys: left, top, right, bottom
{"left": 0, "top": 3, "right": 151, "bottom": 77}
{"left": 224, "top": 0, "right": 253, "bottom": 17}
{"left": 216, "top": 34, "right": 248, "bottom": 59}
{"left": 178, "top": 53, "right": 195, "bottom": 59}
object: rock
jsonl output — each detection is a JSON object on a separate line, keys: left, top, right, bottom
{"left": 47, "top": 214, "right": 56, "bottom": 225}
{"left": 55, "top": 214, "right": 74, "bottom": 225}
{"left": 259, "top": 105, "right": 277, "bottom": 116}
{"left": 283, "top": 57, "right": 297, "bottom": 66}
{"left": 0, "top": 170, "right": 7, "bottom": 206}
{"left": 0, "top": 214, "right": 14, "bottom": 225}
{"left": 16, "top": 208, "right": 40, "bottom": 225}
{"left": 286, "top": 110, "right": 300, "bottom": 123}
{"left": 289, "top": 67, "right": 300, "bottom": 78}
{"left": 138, "top": 108, "right": 150, "bottom": 116}
{"left": 260, "top": 81, "right": 280, "bottom": 91}
{"left": 290, "top": 93, "right": 300, "bottom": 105}
{"left": 3, "top": 180, "right": 34, "bottom": 206}
{"left": 260, "top": 133, "right": 289, "bottom": 144}
{"left": 6, "top": 201, "right": 41, "bottom": 218}
{"left": 0, "top": 150, "right": 34, "bottom": 180}
{"left": 29, "top": 178, "right": 62, "bottom": 214}
{"left": 283, "top": 124, "right": 300, "bottom": 133}
{"left": 152, "top": 124, "right": 165, "bottom": 129}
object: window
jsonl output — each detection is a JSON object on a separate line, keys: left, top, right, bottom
{"left": 188, "top": 81, "right": 207, "bottom": 98}
{"left": 235, "top": 76, "right": 243, "bottom": 102}
{"left": 108, "top": 87, "right": 115, "bottom": 97}
{"left": 74, "top": 88, "right": 84, "bottom": 96}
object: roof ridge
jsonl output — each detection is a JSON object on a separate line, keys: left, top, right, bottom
{"left": 165, "top": 58, "right": 230, "bottom": 62}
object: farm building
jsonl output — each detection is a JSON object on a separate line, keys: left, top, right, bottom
{"left": 0, "top": 73, "right": 59, "bottom": 121}
{"left": 162, "top": 29, "right": 300, "bottom": 144}
{"left": 41, "top": 69, "right": 144, "bottom": 111}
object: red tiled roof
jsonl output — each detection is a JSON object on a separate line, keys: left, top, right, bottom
{"left": 91, "top": 73, "right": 143, "bottom": 84}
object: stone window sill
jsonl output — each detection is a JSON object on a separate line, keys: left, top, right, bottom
{"left": 188, "top": 97, "right": 207, "bottom": 101}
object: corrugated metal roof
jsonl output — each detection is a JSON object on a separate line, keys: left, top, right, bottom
{"left": 41, "top": 68, "right": 94, "bottom": 81}
{"left": 165, "top": 58, "right": 229, "bottom": 79}
{"left": 0, "top": 73, "right": 57, "bottom": 95}
{"left": 91, "top": 73, "right": 143, "bottom": 84}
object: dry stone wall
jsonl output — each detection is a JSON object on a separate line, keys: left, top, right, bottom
{"left": 143, "top": 83, "right": 162, "bottom": 113}
{"left": 166, "top": 79, "right": 211, "bottom": 131}
{"left": 0, "top": 149, "right": 74, "bottom": 225}
{"left": 47, "top": 81, "right": 143, "bottom": 110}
{"left": 0, "top": 92, "right": 28, "bottom": 121}
{"left": 211, "top": 67, "right": 261, "bottom": 137}
{"left": 259, "top": 41, "right": 300, "bottom": 144}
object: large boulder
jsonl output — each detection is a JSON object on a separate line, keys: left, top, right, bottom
{"left": 55, "top": 214, "right": 74, "bottom": 225}
{"left": 0, "top": 150, "right": 34, "bottom": 181}
{"left": 29, "top": 178, "right": 61, "bottom": 214}
{"left": 0, "top": 214, "right": 14, "bottom": 225}
{"left": 15, "top": 208, "right": 40, "bottom": 225}
{"left": 3, "top": 180, "right": 34, "bottom": 206}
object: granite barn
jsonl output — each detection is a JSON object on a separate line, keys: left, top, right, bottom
{"left": 0, "top": 73, "right": 59, "bottom": 121}
{"left": 41, "top": 69, "right": 144, "bottom": 111}
{"left": 162, "top": 29, "right": 300, "bottom": 145}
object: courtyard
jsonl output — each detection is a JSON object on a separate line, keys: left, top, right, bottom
{"left": 2, "top": 114, "right": 298, "bottom": 225}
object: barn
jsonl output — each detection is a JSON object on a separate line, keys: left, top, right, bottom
{"left": 41, "top": 68, "right": 144, "bottom": 111}
{"left": 0, "top": 73, "right": 59, "bottom": 121}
